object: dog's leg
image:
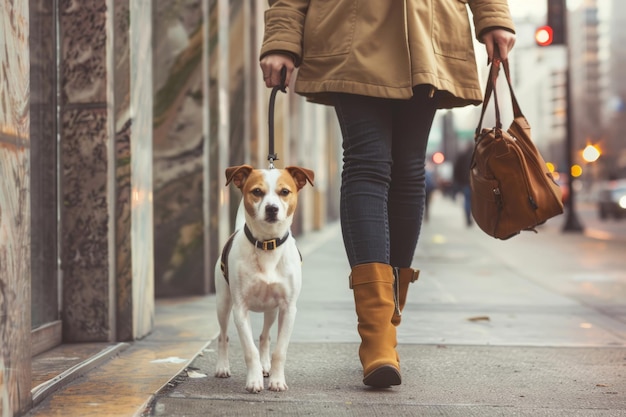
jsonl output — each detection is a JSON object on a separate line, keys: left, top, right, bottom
{"left": 215, "top": 274, "right": 232, "bottom": 378}
{"left": 259, "top": 308, "right": 277, "bottom": 377}
{"left": 233, "top": 308, "right": 264, "bottom": 393}
{"left": 267, "top": 304, "right": 297, "bottom": 391}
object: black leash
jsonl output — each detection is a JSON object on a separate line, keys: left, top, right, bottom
{"left": 267, "top": 66, "right": 287, "bottom": 169}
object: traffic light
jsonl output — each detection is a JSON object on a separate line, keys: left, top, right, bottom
{"left": 547, "top": 0, "right": 566, "bottom": 45}
{"left": 535, "top": 25, "right": 554, "bottom": 46}
{"left": 535, "top": 0, "right": 566, "bottom": 47}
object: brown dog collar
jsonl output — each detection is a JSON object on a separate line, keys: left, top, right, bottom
{"left": 244, "top": 224, "right": 290, "bottom": 251}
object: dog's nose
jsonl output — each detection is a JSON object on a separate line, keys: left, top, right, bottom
{"left": 265, "top": 204, "right": 279, "bottom": 221}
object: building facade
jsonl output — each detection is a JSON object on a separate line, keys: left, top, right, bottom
{"left": 603, "top": 0, "right": 626, "bottom": 177}
{"left": 567, "top": 0, "right": 626, "bottom": 181}
{"left": 0, "top": 1, "right": 341, "bottom": 415}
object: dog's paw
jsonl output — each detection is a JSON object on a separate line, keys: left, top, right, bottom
{"left": 268, "top": 378, "right": 288, "bottom": 392}
{"left": 245, "top": 376, "right": 264, "bottom": 393}
{"left": 214, "top": 364, "right": 231, "bottom": 378}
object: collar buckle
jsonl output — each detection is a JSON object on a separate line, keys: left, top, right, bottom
{"left": 261, "top": 239, "right": 277, "bottom": 251}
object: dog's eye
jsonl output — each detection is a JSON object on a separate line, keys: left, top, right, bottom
{"left": 279, "top": 188, "right": 291, "bottom": 196}
{"left": 251, "top": 188, "right": 264, "bottom": 197}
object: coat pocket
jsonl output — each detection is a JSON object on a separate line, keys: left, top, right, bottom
{"left": 432, "top": 0, "right": 473, "bottom": 61}
{"left": 302, "top": 0, "right": 357, "bottom": 58}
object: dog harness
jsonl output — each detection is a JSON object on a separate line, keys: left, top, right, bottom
{"left": 220, "top": 231, "right": 239, "bottom": 285}
{"left": 220, "top": 225, "right": 301, "bottom": 285}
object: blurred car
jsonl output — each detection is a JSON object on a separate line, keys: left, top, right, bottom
{"left": 597, "top": 179, "right": 626, "bottom": 220}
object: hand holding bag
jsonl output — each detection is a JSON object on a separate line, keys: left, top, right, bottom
{"left": 470, "top": 57, "right": 564, "bottom": 240}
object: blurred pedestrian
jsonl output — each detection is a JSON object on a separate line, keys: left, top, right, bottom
{"left": 260, "top": 1, "right": 515, "bottom": 388}
{"left": 454, "top": 144, "right": 474, "bottom": 227}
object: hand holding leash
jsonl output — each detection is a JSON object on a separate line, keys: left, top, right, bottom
{"left": 260, "top": 53, "right": 294, "bottom": 88}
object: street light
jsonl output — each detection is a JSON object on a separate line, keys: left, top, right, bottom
{"left": 562, "top": 42, "right": 585, "bottom": 232}
{"left": 582, "top": 144, "right": 601, "bottom": 163}
{"left": 535, "top": 0, "right": 584, "bottom": 232}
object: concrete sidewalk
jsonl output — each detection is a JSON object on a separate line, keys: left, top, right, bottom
{"left": 144, "top": 193, "right": 626, "bottom": 416}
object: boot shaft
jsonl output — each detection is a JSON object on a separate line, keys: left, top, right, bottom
{"left": 392, "top": 267, "right": 419, "bottom": 326}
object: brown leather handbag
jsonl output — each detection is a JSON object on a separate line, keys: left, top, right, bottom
{"left": 470, "top": 58, "right": 564, "bottom": 240}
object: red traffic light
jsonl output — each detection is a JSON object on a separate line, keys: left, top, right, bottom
{"left": 535, "top": 25, "right": 554, "bottom": 46}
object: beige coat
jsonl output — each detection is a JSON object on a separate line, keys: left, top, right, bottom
{"left": 261, "top": 0, "right": 515, "bottom": 108}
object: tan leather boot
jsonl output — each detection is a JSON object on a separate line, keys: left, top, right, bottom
{"left": 350, "top": 263, "right": 401, "bottom": 387}
{"left": 391, "top": 267, "right": 420, "bottom": 327}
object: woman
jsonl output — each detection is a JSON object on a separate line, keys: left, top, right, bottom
{"left": 260, "top": 1, "right": 516, "bottom": 388}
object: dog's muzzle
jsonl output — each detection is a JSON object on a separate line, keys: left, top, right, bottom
{"left": 265, "top": 204, "right": 279, "bottom": 222}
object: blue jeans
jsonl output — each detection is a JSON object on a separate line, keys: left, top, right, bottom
{"left": 333, "top": 86, "right": 438, "bottom": 268}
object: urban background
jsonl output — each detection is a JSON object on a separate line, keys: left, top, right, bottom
{"left": 430, "top": 0, "right": 626, "bottom": 210}
{"left": 0, "top": 0, "right": 624, "bottom": 416}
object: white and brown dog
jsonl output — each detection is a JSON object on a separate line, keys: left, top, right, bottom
{"left": 214, "top": 164, "right": 314, "bottom": 393}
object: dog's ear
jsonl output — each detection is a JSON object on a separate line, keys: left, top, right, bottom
{"left": 225, "top": 165, "right": 254, "bottom": 188}
{"left": 286, "top": 166, "right": 315, "bottom": 191}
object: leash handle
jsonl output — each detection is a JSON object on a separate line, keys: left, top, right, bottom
{"left": 268, "top": 66, "right": 287, "bottom": 168}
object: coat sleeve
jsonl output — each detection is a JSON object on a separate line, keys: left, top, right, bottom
{"left": 468, "top": 0, "right": 516, "bottom": 41}
{"left": 259, "top": 0, "right": 310, "bottom": 66}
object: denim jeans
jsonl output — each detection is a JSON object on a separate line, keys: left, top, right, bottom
{"left": 333, "top": 86, "right": 438, "bottom": 268}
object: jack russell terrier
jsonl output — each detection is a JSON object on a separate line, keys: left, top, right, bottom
{"left": 214, "top": 164, "right": 314, "bottom": 393}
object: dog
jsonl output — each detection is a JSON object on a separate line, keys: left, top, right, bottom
{"left": 214, "top": 164, "right": 314, "bottom": 393}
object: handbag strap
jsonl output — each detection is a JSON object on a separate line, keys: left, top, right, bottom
{"left": 501, "top": 59, "right": 524, "bottom": 119}
{"left": 475, "top": 56, "right": 525, "bottom": 136}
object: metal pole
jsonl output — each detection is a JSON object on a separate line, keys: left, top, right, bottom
{"left": 561, "top": 3, "right": 584, "bottom": 232}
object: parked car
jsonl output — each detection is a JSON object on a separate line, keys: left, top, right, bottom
{"left": 597, "top": 179, "right": 626, "bottom": 220}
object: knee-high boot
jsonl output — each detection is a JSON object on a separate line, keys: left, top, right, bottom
{"left": 350, "top": 263, "right": 401, "bottom": 387}
{"left": 391, "top": 267, "right": 420, "bottom": 327}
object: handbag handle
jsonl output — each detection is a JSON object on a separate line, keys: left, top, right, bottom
{"left": 475, "top": 56, "right": 524, "bottom": 136}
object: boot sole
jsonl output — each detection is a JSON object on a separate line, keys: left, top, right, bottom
{"left": 363, "top": 365, "right": 401, "bottom": 388}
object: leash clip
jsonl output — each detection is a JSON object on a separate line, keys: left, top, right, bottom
{"left": 268, "top": 155, "right": 278, "bottom": 170}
